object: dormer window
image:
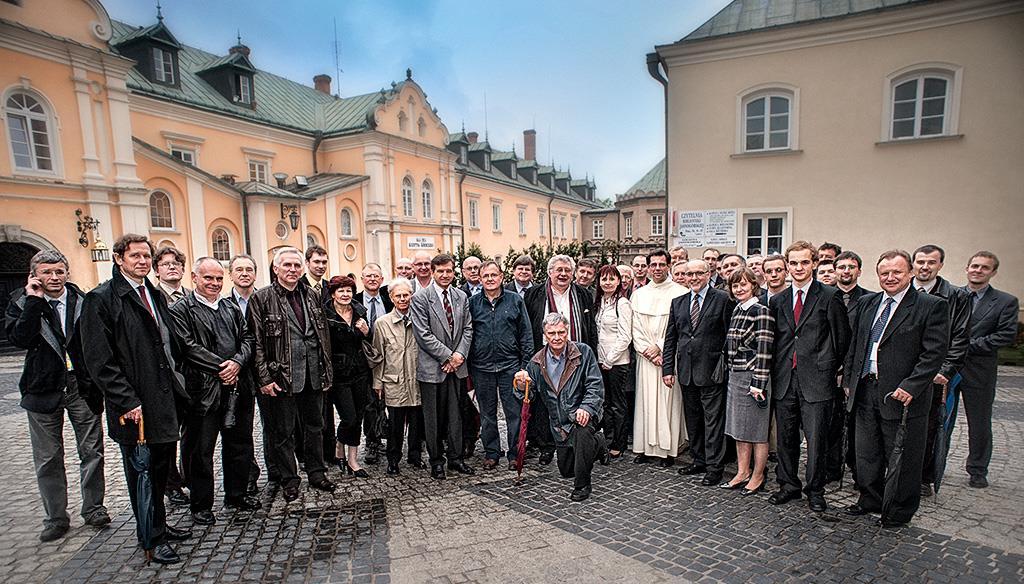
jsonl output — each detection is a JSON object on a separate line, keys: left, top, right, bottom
{"left": 510, "top": 161, "right": 517, "bottom": 179}
{"left": 153, "top": 47, "right": 175, "bottom": 84}
{"left": 483, "top": 153, "right": 491, "bottom": 171}
{"left": 196, "top": 45, "right": 257, "bottom": 109}
{"left": 459, "top": 146, "right": 467, "bottom": 165}
{"left": 236, "top": 74, "right": 252, "bottom": 104}
{"left": 114, "top": 20, "right": 182, "bottom": 89}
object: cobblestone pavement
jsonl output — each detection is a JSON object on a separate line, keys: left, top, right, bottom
{"left": 0, "top": 352, "right": 1022, "bottom": 583}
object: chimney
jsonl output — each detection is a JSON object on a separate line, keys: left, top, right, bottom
{"left": 229, "top": 43, "right": 251, "bottom": 58}
{"left": 467, "top": 132, "right": 478, "bottom": 144}
{"left": 314, "top": 74, "right": 332, "bottom": 95}
{"left": 523, "top": 129, "right": 536, "bottom": 161}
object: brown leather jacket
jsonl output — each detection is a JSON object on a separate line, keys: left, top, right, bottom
{"left": 247, "top": 280, "right": 332, "bottom": 393}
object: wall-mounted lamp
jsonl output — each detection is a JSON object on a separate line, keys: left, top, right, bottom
{"left": 280, "top": 203, "right": 300, "bottom": 230}
{"left": 76, "top": 209, "right": 110, "bottom": 263}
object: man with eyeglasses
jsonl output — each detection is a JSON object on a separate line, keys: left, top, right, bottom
{"left": 410, "top": 250, "right": 435, "bottom": 292}
{"left": 226, "top": 254, "right": 265, "bottom": 496}
{"left": 758, "top": 254, "right": 789, "bottom": 306}
{"left": 460, "top": 256, "right": 483, "bottom": 297}
{"left": 355, "top": 263, "right": 393, "bottom": 464}
{"left": 631, "top": 256, "right": 649, "bottom": 290}
{"left": 835, "top": 251, "right": 870, "bottom": 311}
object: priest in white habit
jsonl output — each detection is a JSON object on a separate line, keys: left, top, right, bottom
{"left": 631, "top": 249, "right": 688, "bottom": 466}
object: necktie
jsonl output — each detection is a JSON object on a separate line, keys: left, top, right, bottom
{"left": 369, "top": 297, "right": 379, "bottom": 328}
{"left": 442, "top": 289, "right": 455, "bottom": 333}
{"left": 971, "top": 290, "right": 979, "bottom": 310}
{"left": 170, "top": 289, "right": 183, "bottom": 304}
{"left": 792, "top": 289, "right": 804, "bottom": 368}
{"left": 862, "top": 297, "right": 895, "bottom": 376}
{"left": 137, "top": 286, "right": 156, "bottom": 320}
{"left": 690, "top": 295, "right": 700, "bottom": 329}
{"left": 48, "top": 299, "right": 64, "bottom": 336}
{"left": 918, "top": 287, "right": 926, "bottom": 294}
{"left": 842, "top": 292, "right": 851, "bottom": 307}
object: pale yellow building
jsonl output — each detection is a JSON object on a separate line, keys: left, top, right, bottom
{"left": 650, "top": 0, "right": 1023, "bottom": 308}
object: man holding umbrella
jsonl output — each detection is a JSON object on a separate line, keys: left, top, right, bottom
{"left": 81, "top": 234, "right": 193, "bottom": 563}
{"left": 843, "top": 250, "right": 949, "bottom": 528}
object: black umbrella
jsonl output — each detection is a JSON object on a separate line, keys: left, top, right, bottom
{"left": 121, "top": 415, "right": 155, "bottom": 561}
{"left": 933, "top": 374, "right": 962, "bottom": 494}
{"left": 881, "top": 400, "right": 910, "bottom": 524}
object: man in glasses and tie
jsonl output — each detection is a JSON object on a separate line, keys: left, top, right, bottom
{"left": 154, "top": 246, "right": 190, "bottom": 306}
{"left": 356, "top": 262, "right": 393, "bottom": 464}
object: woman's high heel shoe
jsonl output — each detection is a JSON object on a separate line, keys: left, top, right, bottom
{"left": 742, "top": 477, "right": 766, "bottom": 497}
{"left": 346, "top": 462, "right": 370, "bottom": 478}
{"left": 719, "top": 475, "right": 751, "bottom": 490}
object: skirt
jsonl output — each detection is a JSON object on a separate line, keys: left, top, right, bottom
{"left": 724, "top": 369, "right": 770, "bottom": 443}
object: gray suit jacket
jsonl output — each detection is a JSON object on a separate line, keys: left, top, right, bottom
{"left": 410, "top": 282, "right": 474, "bottom": 383}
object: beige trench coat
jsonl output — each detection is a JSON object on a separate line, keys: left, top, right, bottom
{"left": 364, "top": 309, "right": 421, "bottom": 407}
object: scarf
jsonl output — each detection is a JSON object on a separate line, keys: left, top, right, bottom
{"left": 546, "top": 282, "right": 582, "bottom": 342}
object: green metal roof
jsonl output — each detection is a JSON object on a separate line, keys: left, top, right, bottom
{"left": 624, "top": 159, "right": 665, "bottom": 196}
{"left": 110, "top": 19, "right": 396, "bottom": 136}
{"left": 491, "top": 150, "right": 517, "bottom": 162}
{"left": 283, "top": 173, "right": 368, "bottom": 199}
{"left": 468, "top": 141, "right": 492, "bottom": 152}
{"left": 196, "top": 52, "right": 255, "bottom": 74}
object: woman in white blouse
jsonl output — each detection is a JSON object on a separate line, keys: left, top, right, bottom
{"left": 595, "top": 265, "right": 633, "bottom": 458}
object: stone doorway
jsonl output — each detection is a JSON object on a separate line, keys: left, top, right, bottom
{"left": 0, "top": 241, "right": 39, "bottom": 351}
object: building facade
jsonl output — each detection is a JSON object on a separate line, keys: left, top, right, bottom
{"left": 583, "top": 159, "right": 667, "bottom": 259}
{"left": 651, "top": 0, "right": 1023, "bottom": 306}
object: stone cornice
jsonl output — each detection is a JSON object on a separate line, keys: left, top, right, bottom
{"left": 0, "top": 19, "right": 134, "bottom": 76}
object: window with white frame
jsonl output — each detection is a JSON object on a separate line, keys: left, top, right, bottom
{"left": 211, "top": 228, "right": 231, "bottom": 261}
{"left": 559, "top": 216, "right": 565, "bottom": 238}
{"left": 5, "top": 92, "right": 55, "bottom": 172}
{"left": 248, "top": 160, "right": 268, "bottom": 183}
{"left": 459, "top": 146, "right": 467, "bottom": 165}
{"left": 153, "top": 47, "right": 175, "bottom": 85}
{"left": 744, "top": 93, "right": 790, "bottom": 151}
{"left": 421, "top": 180, "right": 433, "bottom": 219}
{"left": 538, "top": 211, "right": 546, "bottom": 236}
{"left": 890, "top": 74, "right": 951, "bottom": 139}
{"left": 468, "top": 199, "right": 479, "bottom": 229}
{"left": 235, "top": 74, "right": 252, "bottom": 104}
{"left": 510, "top": 161, "right": 517, "bottom": 179}
{"left": 170, "top": 147, "right": 195, "bottom": 165}
{"left": 401, "top": 177, "right": 414, "bottom": 217}
{"left": 624, "top": 214, "right": 633, "bottom": 238}
{"left": 492, "top": 203, "right": 502, "bottom": 232}
{"left": 651, "top": 214, "right": 665, "bottom": 237}
{"left": 593, "top": 219, "right": 605, "bottom": 240}
{"left": 149, "top": 191, "right": 173, "bottom": 229}
{"left": 744, "top": 214, "right": 785, "bottom": 255}
{"left": 518, "top": 208, "right": 527, "bottom": 236}
{"left": 483, "top": 153, "right": 491, "bottom": 171}
{"left": 571, "top": 216, "right": 577, "bottom": 239}
{"left": 340, "top": 208, "right": 353, "bottom": 237}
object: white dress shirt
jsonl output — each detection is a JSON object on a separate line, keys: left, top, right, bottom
{"left": 792, "top": 280, "right": 813, "bottom": 311}
{"left": 868, "top": 285, "right": 910, "bottom": 374}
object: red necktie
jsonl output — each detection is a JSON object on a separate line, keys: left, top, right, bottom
{"left": 137, "top": 285, "right": 156, "bottom": 321}
{"left": 792, "top": 289, "right": 803, "bottom": 368}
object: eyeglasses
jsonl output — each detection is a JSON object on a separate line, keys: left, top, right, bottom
{"left": 157, "top": 261, "right": 183, "bottom": 269}
{"left": 682, "top": 271, "right": 709, "bottom": 277}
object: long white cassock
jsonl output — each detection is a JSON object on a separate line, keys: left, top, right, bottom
{"left": 631, "top": 278, "right": 688, "bottom": 458}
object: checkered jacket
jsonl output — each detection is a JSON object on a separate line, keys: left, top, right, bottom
{"left": 726, "top": 302, "right": 775, "bottom": 392}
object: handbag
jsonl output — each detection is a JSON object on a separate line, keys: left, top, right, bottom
{"left": 366, "top": 396, "right": 390, "bottom": 439}
{"left": 711, "top": 352, "right": 727, "bottom": 385}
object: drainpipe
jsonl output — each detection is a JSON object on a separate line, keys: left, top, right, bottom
{"left": 240, "top": 190, "right": 251, "bottom": 254}
{"left": 311, "top": 130, "right": 324, "bottom": 174}
{"left": 547, "top": 195, "right": 554, "bottom": 253}
{"left": 457, "top": 169, "right": 467, "bottom": 251}
{"left": 647, "top": 52, "right": 670, "bottom": 249}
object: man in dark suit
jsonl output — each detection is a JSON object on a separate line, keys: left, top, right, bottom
{"left": 663, "top": 259, "right": 735, "bottom": 485}
{"left": 703, "top": 248, "right": 726, "bottom": 290}
{"left": 304, "top": 245, "right": 331, "bottom": 304}
{"left": 524, "top": 255, "right": 598, "bottom": 465}
{"left": 912, "top": 244, "right": 971, "bottom": 496}
{"left": 354, "top": 262, "right": 393, "bottom": 464}
{"left": 460, "top": 256, "right": 483, "bottom": 297}
{"left": 835, "top": 251, "right": 870, "bottom": 311}
{"left": 959, "top": 251, "right": 1019, "bottom": 488}
{"left": 5, "top": 249, "right": 109, "bottom": 542}
{"left": 81, "top": 234, "right": 192, "bottom": 563}
{"left": 843, "top": 250, "right": 949, "bottom": 527}
{"left": 758, "top": 254, "right": 788, "bottom": 306}
{"left": 768, "top": 241, "right": 851, "bottom": 513}
{"left": 506, "top": 255, "right": 536, "bottom": 297}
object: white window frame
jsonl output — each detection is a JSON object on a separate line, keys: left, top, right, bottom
{"left": 459, "top": 145, "right": 467, "bottom": 165}
{"left": 518, "top": 208, "right": 527, "bottom": 236}
{"left": 4, "top": 89, "right": 62, "bottom": 177}
{"left": 882, "top": 64, "right": 961, "bottom": 142}
{"left": 735, "top": 84, "right": 800, "bottom": 154}
{"left": 651, "top": 213, "right": 665, "bottom": 237}
{"left": 170, "top": 147, "right": 195, "bottom": 165}
{"left": 491, "top": 202, "right": 502, "bottom": 233}
{"left": 739, "top": 208, "right": 792, "bottom": 256}
{"left": 510, "top": 161, "right": 517, "bottom": 179}
{"left": 153, "top": 46, "right": 175, "bottom": 85}
{"left": 248, "top": 159, "right": 268, "bottom": 184}
{"left": 624, "top": 214, "right": 633, "bottom": 238}
{"left": 483, "top": 153, "right": 491, "bottom": 172}
{"left": 571, "top": 215, "right": 577, "bottom": 239}
{"left": 149, "top": 190, "right": 175, "bottom": 230}
{"left": 340, "top": 208, "right": 354, "bottom": 237}
{"left": 401, "top": 177, "right": 415, "bottom": 217}
{"left": 593, "top": 219, "right": 605, "bottom": 240}
{"left": 236, "top": 74, "right": 252, "bottom": 104}
{"left": 210, "top": 227, "right": 231, "bottom": 261}
{"left": 559, "top": 215, "right": 566, "bottom": 238}
{"left": 468, "top": 198, "right": 480, "bottom": 229}
{"left": 421, "top": 179, "right": 433, "bottom": 220}
{"left": 538, "top": 210, "right": 546, "bottom": 237}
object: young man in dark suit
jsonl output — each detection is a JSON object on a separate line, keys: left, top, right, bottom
{"left": 959, "top": 251, "right": 1019, "bottom": 488}
{"left": 768, "top": 241, "right": 851, "bottom": 513}
{"left": 843, "top": 250, "right": 949, "bottom": 527}
{"left": 835, "top": 251, "right": 870, "bottom": 310}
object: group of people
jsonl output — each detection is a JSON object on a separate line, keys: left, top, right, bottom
{"left": 6, "top": 234, "right": 1017, "bottom": 564}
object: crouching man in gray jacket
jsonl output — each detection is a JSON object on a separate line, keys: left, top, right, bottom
{"left": 515, "top": 312, "right": 607, "bottom": 501}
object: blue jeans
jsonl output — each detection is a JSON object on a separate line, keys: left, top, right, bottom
{"left": 471, "top": 369, "right": 522, "bottom": 462}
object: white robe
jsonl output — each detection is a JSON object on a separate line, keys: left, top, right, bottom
{"left": 631, "top": 278, "right": 689, "bottom": 457}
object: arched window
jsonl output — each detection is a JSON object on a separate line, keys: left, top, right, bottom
{"left": 417, "top": 117, "right": 427, "bottom": 137}
{"left": 398, "top": 111, "right": 408, "bottom": 133}
{"left": 211, "top": 228, "right": 231, "bottom": 261}
{"left": 421, "top": 179, "right": 433, "bottom": 219}
{"left": 306, "top": 232, "right": 318, "bottom": 248}
{"left": 401, "top": 177, "right": 414, "bottom": 217}
{"left": 890, "top": 73, "right": 952, "bottom": 139}
{"left": 743, "top": 93, "right": 791, "bottom": 151}
{"left": 5, "top": 92, "right": 55, "bottom": 171}
{"left": 149, "top": 191, "right": 173, "bottom": 229}
{"left": 340, "top": 208, "right": 353, "bottom": 237}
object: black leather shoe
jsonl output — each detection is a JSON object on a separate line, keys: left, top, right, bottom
{"left": 808, "top": 495, "right": 828, "bottom": 513}
{"left": 700, "top": 472, "right": 723, "bottom": 486}
{"left": 844, "top": 504, "right": 870, "bottom": 516}
{"left": 877, "top": 518, "right": 909, "bottom": 529}
{"left": 658, "top": 457, "right": 675, "bottom": 468}
{"left": 364, "top": 443, "right": 381, "bottom": 465}
{"left": 569, "top": 485, "right": 592, "bottom": 502}
{"left": 386, "top": 463, "right": 400, "bottom": 475}
{"left": 448, "top": 461, "right": 475, "bottom": 475}
{"left": 39, "top": 524, "right": 69, "bottom": 542}
{"left": 309, "top": 477, "right": 337, "bottom": 492}
{"left": 920, "top": 483, "right": 934, "bottom": 497}
{"left": 719, "top": 477, "right": 751, "bottom": 490}
{"left": 633, "top": 454, "right": 651, "bottom": 464}
{"left": 85, "top": 510, "right": 112, "bottom": 528}
{"left": 969, "top": 475, "right": 988, "bottom": 488}
{"left": 508, "top": 461, "right": 518, "bottom": 472}
{"left": 539, "top": 452, "right": 554, "bottom": 466}
{"left": 599, "top": 450, "right": 611, "bottom": 466}
{"left": 407, "top": 459, "right": 427, "bottom": 470}
{"left": 246, "top": 479, "right": 259, "bottom": 496}
{"left": 224, "top": 496, "right": 261, "bottom": 511}
{"left": 167, "top": 488, "right": 190, "bottom": 507}
{"left": 191, "top": 510, "right": 216, "bottom": 525}
{"left": 165, "top": 525, "right": 193, "bottom": 541}
{"left": 149, "top": 543, "right": 181, "bottom": 565}
{"left": 678, "top": 463, "right": 706, "bottom": 476}
{"left": 282, "top": 485, "right": 300, "bottom": 502}
{"left": 768, "top": 490, "right": 801, "bottom": 506}
{"left": 431, "top": 465, "right": 446, "bottom": 480}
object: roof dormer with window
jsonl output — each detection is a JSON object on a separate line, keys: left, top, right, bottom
{"left": 196, "top": 42, "right": 257, "bottom": 108}
{"left": 112, "top": 18, "right": 182, "bottom": 88}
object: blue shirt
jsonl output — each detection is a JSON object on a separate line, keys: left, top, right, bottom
{"left": 546, "top": 346, "right": 566, "bottom": 386}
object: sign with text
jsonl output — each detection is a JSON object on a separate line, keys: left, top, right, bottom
{"left": 675, "top": 209, "right": 737, "bottom": 247}
{"left": 407, "top": 236, "right": 436, "bottom": 249}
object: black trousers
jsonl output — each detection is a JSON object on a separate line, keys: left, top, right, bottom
{"left": 961, "top": 375, "right": 995, "bottom": 479}
{"left": 386, "top": 405, "right": 424, "bottom": 465}
{"left": 681, "top": 382, "right": 727, "bottom": 472}
{"left": 921, "top": 383, "right": 946, "bottom": 484}
{"left": 420, "top": 375, "right": 464, "bottom": 466}
{"left": 774, "top": 374, "right": 832, "bottom": 497}
{"left": 854, "top": 378, "right": 928, "bottom": 523}
{"left": 601, "top": 365, "right": 630, "bottom": 452}
{"left": 461, "top": 380, "right": 480, "bottom": 449}
{"left": 183, "top": 392, "right": 255, "bottom": 512}
{"left": 327, "top": 373, "right": 370, "bottom": 447}
{"left": 527, "top": 391, "right": 555, "bottom": 454}
{"left": 121, "top": 441, "right": 173, "bottom": 549}
{"left": 255, "top": 392, "right": 281, "bottom": 482}
{"left": 363, "top": 387, "right": 385, "bottom": 447}
{"left": 556, "top": 423, "right": 603, "bottom": 491}
{"left": 166, "top": 444, "right": 186, "bottom": 493}
{"left": 265, "top": 384, "right": 327, "bottom": 488}
{"left": 825, "top": 388, "right": 847, "bottom": 481}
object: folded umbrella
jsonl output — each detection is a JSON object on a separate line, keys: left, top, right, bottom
{"left": 933, "top": 374, "right": 962, "bottom": 494}
{"left": 881, "top": 399, "right": 910, "bottom": 525}
{"left": 514, "top": 379, "right": 532, "bottom": 478}
{"left": 120, "top": 414, "right": 154, "bottom": 561}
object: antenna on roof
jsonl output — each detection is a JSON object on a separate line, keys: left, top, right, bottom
{"left": 236, "top": 29, "right": 242, "bottom": 45}
{"left": 483, "top": 92, "right": 489, "bottom": 142}
{"left": 156, "top": 0, "right": 163, "bottom": 22}
{"left": 333, "top": 18, "right": 343, "bottom": 97}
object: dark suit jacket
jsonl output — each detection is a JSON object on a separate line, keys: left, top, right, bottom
{"left": 961, "top": 285, "right": 1019, "bottom": 389}
{"left": 356, "top": 288, "right": 394, "bottom": 315}
{"left": 505, "top": 282, "right": 533, "bottom": 297}
{"left": 839, "top": 285, "right": 870, "bottom": 310}
{"left": 769, "top": 281, "right": 851, "bottom": 403}
{"left": 925, "top": 277, "right": 971, "bottom": 380}
{"left": 844, "top": 287, "right": 950, "bottom": 419}
{"left": 524, "top": 282, "right": 597, "bottom": 354}
{"left": 460, "top": 282, "right": 483, "bottom": 297}
{"left": 662, "top": 287, "right": 735, "bottom": 386}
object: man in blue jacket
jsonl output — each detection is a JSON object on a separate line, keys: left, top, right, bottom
{"left": 516, "top": 313, "right": 606, "bottom": 501}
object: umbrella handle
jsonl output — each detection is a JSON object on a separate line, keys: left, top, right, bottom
{"left": 118, "top": 413, "right": 146, "bottom": 445}
{"left": 515, "top": 378, "right": 531, "bottom": 404}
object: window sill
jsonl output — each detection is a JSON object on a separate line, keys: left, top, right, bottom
{"left": 340, "top": 236, "right": 357, "bottom": 241}
{"left": 730, "top": 149, "right": 803, "bottom": 159}
{"left": 875, "top": 134, "right": 963, "bottom": 147}
{"left": 468, "top": 226, "right": 480, "bottom": 231}
{"left": 492, "top": 230, "right": 502, "bottom": 235}
{"left": 151, "top": 227, "right": 181, "bottom": 234}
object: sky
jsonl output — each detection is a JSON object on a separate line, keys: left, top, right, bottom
{"left": 103, "top": 0, "right": 731, "bottom": 198}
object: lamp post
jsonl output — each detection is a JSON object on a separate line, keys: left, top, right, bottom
{"left": 76, "top": 209, "right": 110, "bottom": 263}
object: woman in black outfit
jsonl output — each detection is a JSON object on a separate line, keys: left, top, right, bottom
{"left": 325, "top": 275, "right": 372, "bottom": 477}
